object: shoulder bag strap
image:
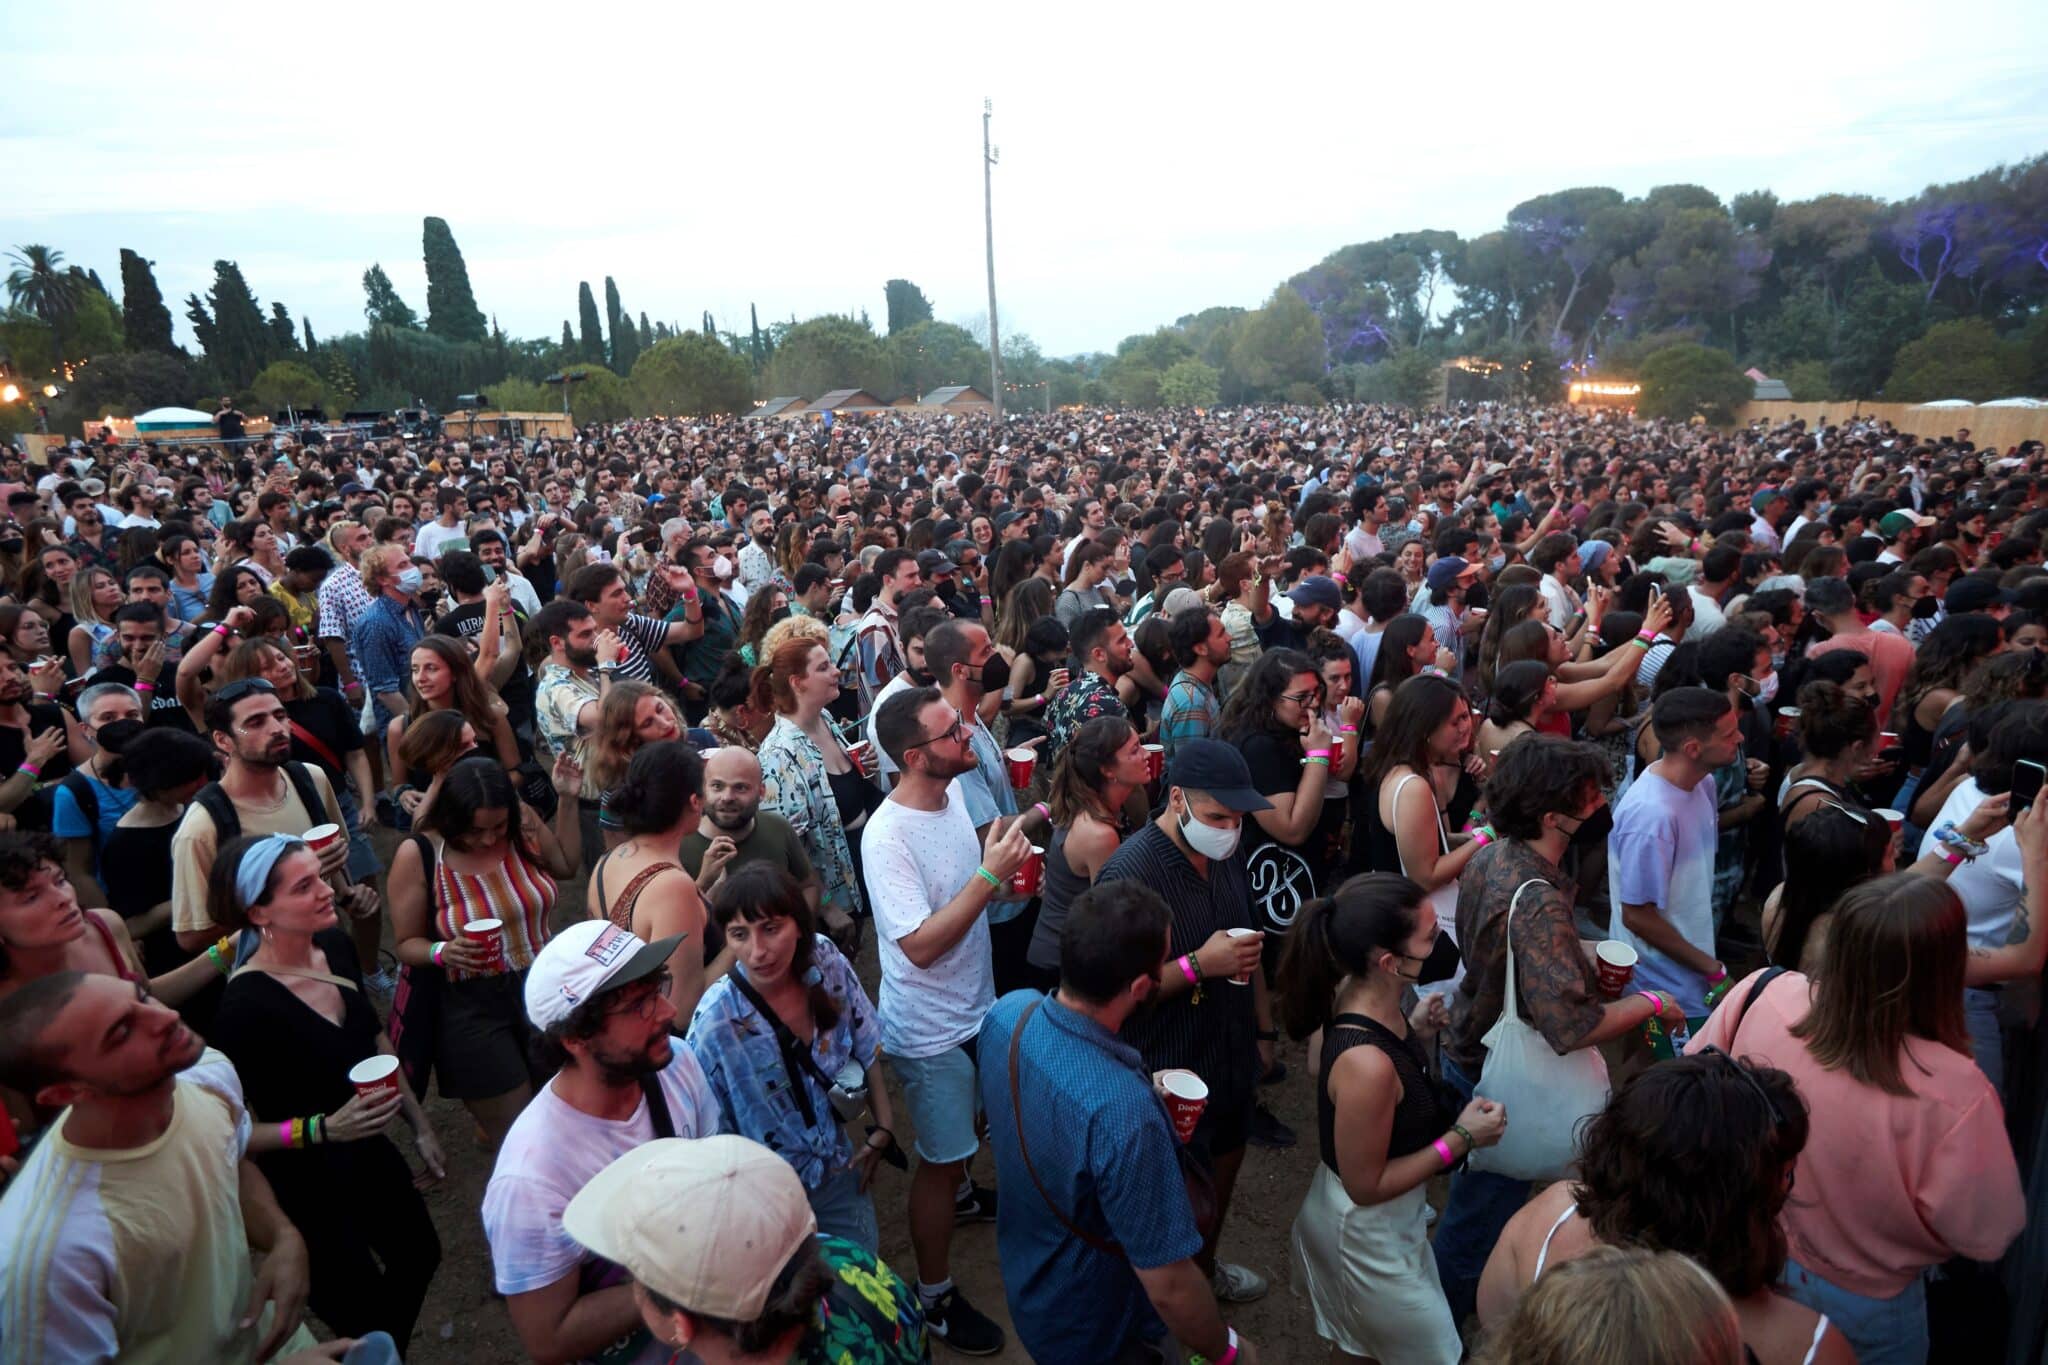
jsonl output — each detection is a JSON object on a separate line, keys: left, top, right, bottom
{"left": 1500, "top": 879, "right": 1548, "bottom": 1021}
{"left": 1729, "top": 966, "right": 1791, "bottom": 1045}
{"left": 724, "top": 967, "right": 828, "bottom": 1128}
{"left": 287, "top": 719, "right": 345, "bottom": 774}
{"left": 1007, "top": 997, "right": 1121, "bottom": 1256}
{"left": 639, "top": 1071, "right": 675, "bottom": 1139}
{"left": 228, "top": 961, "right": 361, "bottom": 993}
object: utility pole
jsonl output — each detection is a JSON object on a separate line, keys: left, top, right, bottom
{"left": 983, "top": 98, "right": 1003, "bottom": 426}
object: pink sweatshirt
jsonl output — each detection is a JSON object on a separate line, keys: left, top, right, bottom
{"left": 1687, "top": 968, "right": 2023, "bottom": 1297}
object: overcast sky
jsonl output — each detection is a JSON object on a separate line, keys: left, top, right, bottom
{"left": 6, "top": 1, "right": 2046, "bottom": 361}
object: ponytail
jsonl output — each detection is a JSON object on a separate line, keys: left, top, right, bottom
{"left": 1275, "top": 873, "right": 1426, "bottom": 1041}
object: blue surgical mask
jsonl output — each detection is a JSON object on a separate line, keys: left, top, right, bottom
{"left": 396, "top": 566, "right": 424, "bottom": 595}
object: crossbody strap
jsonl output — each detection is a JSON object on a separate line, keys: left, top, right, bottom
{"left": 1008, "top": 998, "right": 1121, "bottom": 1256}
{"left": 287, "top": 719, "right": 345, "bottom": 774}
{"left": 1499, "top": 879, "right": 1549, "bottom": 1021}
{"left": 725, "top": 967, "right": 833, "bottom": 1129}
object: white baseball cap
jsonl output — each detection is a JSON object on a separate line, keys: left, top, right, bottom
{"left": 523, "top": 921, "right": 683, "bottom": 1031}
{"left": 562, "top": 1136, "right": 818, "bottom": 1320}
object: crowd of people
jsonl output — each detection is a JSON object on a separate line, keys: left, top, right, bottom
{"left": 0, "top": 397, "right": 2043, "bottom": 1363}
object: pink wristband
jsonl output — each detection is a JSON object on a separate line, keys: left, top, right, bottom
{"left": 279, "top": 1120, "right": 293, "bottom": 1149}
{"left": 1304, "top": 748, "right": 1334, "bottom": 759}
{"left": 1432, "top": 1137, "right": 1457, "bottom": 1168}
{"left": 1177, "top": 954, "right": 1199, "bottom": 986}
{"left": 1638, "top": 990, "right": 1664, "bottom": 1018}
{"left": 1033, "top": 801, "right": 1050, "bottom": 821}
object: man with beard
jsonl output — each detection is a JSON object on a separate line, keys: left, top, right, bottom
{"left": 1876, "top": 507, "right": 1936, "bottom": 565}
{"left": 534, "top": 599, "right": 624, "bottom": 871}
{"left": 1249, "top": 572, "right": 1344, "bottom": 654}
{"left": 979, "top": 880, "right": 1267, "bottom": 1365}
{"left": 678, "top": 746, "right": 818, "bottom": 910}
{"left": 483, "top": 921, "right": 723, "bottom": 1365}
{"left": 865, "top": 687, "right": 1034, "bottom": 1356}
{"left": 866, "top": 605, "right": 950, "bottom": 785}
{"left": 1045, "top": 608, "right": 1135, "bottom": 753}
{"left": 170, "top": 679, "right": 352, "bottom": 954}
{"left": 0, "top": 971, "right": 334, "bottom": 1363}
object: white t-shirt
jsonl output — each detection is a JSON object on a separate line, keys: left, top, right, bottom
{"left": 867, "top": 673, "right": 914, "bottom": 780}
{"left": 1609, "top": 768, "right": 1720, "bottom": 1016}
{"left": 1920, "top": 777, "right": 2022, "bottom": 950}
{"left": 483, "top": 1047, "right": 721, "bottom": 1313}
{"left": 862, "top": 791, "right": 993, "bottom": 1058}
{"left": 413, "top": 518, "right": 471, "bottom": 561}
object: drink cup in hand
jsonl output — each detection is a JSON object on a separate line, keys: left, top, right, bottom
{"left": 1154, "top": 1069, "right": 1208, "bottom": 1144}
{"left": 1594, "top": 940, "right": 1637, "bottom": 998}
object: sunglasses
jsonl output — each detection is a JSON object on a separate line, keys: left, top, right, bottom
{"left": 213, "top": 677, "right": 278, "bottom": 706}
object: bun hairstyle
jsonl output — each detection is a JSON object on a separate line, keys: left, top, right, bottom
{"left": 613, "top": 740, "right": 705, "bottom": 837}
{"left": 1276, "top": 873, "right": 1425, "bottom": 1041}
{"left": 1791, "top": 680, "right": 1877, "bottom": 760}
{"left": 1488, "top": 659, "right": 1552, "bottom": 726}
{"left": 750, "top": 635, "right": 827, "bottom": 717}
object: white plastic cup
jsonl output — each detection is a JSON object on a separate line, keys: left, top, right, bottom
{"left": 1226, "top": 926, "right": 1258, "bottom": 985}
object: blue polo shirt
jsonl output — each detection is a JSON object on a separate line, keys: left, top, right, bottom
{"left": 978, "top": 990, "right": 1202, "bottom": 1364}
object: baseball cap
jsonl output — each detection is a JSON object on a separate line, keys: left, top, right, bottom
{"left": 1286, "top": 574, "right": 1342, "bottom": 612}
{"left": 524, "top": 921, "right": 684, "bottom": 1031}
{"left": 1167, "top": 739, "right": 1274, "bottom": 812}
{"left": 915, "top": 549, "right": 957, "bottom": 576}
{"left": 562, "top": 1136, "right": 817, "bottom": 1321}
{"left": 1750, "top": 487, "right": 1784, "bottom": 513}
{"left": 994, "top": 509, "right": 1028, "bottom": 530}
{"left": 1878, "top": 510, "right": 1936, "bottom": 536}
{"left": 1425, "top": 556, "right": 1478, "bottom": 592}
{"left": 1946, "top": 575, "right": 2016, "bottom": 614}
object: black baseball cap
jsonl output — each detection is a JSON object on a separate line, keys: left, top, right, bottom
{"left": 1946, "top": 575, "right": 2015, "bottom": 614}
{"left": 1167, "top": 740, "right": 1274, "bottom": 812}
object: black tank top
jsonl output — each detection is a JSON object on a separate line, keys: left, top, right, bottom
{"left": 1317, "top": 1012, "right": 1453, "bottom": 1175}
{"left": 1028, "top": 825, "right": 1091, "bottom": 971}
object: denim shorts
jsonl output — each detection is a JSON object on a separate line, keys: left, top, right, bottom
{"left": 891, "top": 1042, "right": 983, "bottom": 1165}
{"left": 1782, "top": 1257, "right": 1927, "bottom": 1365}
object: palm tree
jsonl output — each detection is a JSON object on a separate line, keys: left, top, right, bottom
{"left": 6, "top": 245, "right": 86, "bottom": 353}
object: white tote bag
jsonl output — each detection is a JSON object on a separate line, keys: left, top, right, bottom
{"left": 1465, "top": 879, "right": 1610, "bottom": 1181}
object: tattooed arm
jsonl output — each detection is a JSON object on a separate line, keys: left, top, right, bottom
{"left": 1967, "top": 801, "right": 2048, "bottom": 986}
{"left": 1519, "top": 889, "right": 1669, "bottom": 1053}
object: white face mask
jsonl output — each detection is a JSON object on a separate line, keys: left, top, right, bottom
{"left": 1756, "top": 671, "right": 1779, "bottom": 704}
{"left": 1177, "top": 804, "right": 1241, "bottom": 860}
{"left": 711, "top": 553, "right": 734, "bottom": 580}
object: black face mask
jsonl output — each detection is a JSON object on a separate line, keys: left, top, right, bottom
{"left": 1401, "top": 931, "right": 1461, "bottom": 985}
{"left": 1912, "top": 596, "right": 1941, "bottom": 619}
{"left": 972, "top": 651, "right": 1012, "bottom": 696}
{"left": 94, "top": 717, "right": 147, "bottom": 752}
{"left": 769, "top": 607, "right": 791, "bottom": 626}
{"left": 1465, "top": 582, "right": 1490, "bottom": 611}
{"left": 1563, "top": 803, "right": 1615, "bottom": 845}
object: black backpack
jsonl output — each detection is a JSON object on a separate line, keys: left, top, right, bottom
{"left": 192, "top": 761, "right": 327, "bottom": 843}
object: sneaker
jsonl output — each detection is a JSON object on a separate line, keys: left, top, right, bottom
{"left": 922, "top": 1285, "right": 1005, "bottom": 1355}
{"left": 1211, "top": 1261, "right": 1269, "bottom": 1303}
{"left": 953, "top": 1183, "right": 999, "bottom": 1224}
{"left": 1246, "top": 1100, "right": 1296, "bottom": 1150}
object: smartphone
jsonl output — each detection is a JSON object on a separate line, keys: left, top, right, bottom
{"left": 2016, "top": 760, "right": 2047, "bottom": 811}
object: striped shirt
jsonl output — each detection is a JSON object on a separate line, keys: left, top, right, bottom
{"left": 427, "top": 834, "right": 559, "bottom": 975}
{"left": 605, "top": 613, "right": 675, "bottom": 686}
{"left": 1096, "top": 822, "right": 1260, "bottom": 1085}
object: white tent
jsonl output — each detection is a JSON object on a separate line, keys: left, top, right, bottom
{"left": 1981, "top": 397, "right": 2048, "bottom": 408}
{"left": 133, "top": 406, "right": 216, "bottom": 428}
{"left": 1914, "top": 399, "right": 1975, "bottom": 408}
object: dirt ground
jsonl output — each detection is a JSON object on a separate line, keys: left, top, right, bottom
{"left": 358, "top": 822, "right": 1371, "bottom": 1365}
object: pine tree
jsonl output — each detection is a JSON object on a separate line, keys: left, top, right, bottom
{"left": 638, "top": 312, "right": 653, "bottom": 350}
{"left": 421, "top": 216, "right": 487, "bottom": 342}
{"left": 187, "top": 261, "right": 272, "bottom": 389}
{"left": 362, "top": 265, "right": 419, "bottom": 329}
{"left": 117, "top": 249, "right": 176, "bottom": 354}
{"left": 576, "top": 283, "right": 605, "bottom": 364}
{"left": 605, "top": 277, "right": 638, "bottom": 373}
{"left": 269, "top": 302, "right": 299, "bottom": 355}
{"left": 884, "top": 279, "right": 934, "bottom": 334}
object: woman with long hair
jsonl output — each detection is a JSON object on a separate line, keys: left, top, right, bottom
{"left": 1473, "top": 583, "right": 1544, "bottom": 694}
{"left": 586, "top": 680, "right": 684, "bottom": 839}
{"left": 64, "top": 566, "right": 122, "bottom": 675}
{"left": 1363, "top": 615, "right": 1450, "bottom": 733}
{"left": 1908, "top": 647, "right": 2048, "bottom": 829}
{"left": 386, "top": 636, "right": 519, "bottom": 802}
{"left": 1360, "top": 674, "right": 1485, "bottom": 983}
{"left": 200, "top": 563, "right": 268, "bottom": 625}
{"left": 992, "top": 577, "right": 1062, "bottom": 739}
{"left": 1394, "top": 538, "right": 1428, "bottom": 596}
{"left": 587, "top": 739, "right": 713, "bottom": 1020}
{"left": 223, "top": 517, "right": 286, "bottom": 585}
{"left": 387, "top": 752, "right": 583, "bottom": 1147}
{"left": 1023, "top": 715, "right": 1149, "bottom": 986}
{"left": 1220, "top": 648, "right": 1346, "bottom": 923}
{"left": 0, "top": 602, "right": 53, "bottom": 671}
{"left": 206, "top": 833, "right": 444, "bottom": 1352}
{"left": 987, "top": 538, "right": 1038, "bottom": 612}
{"left": 686, "top": 862, "right": 898, "bottom": 1251}
{"left": 1056, "top": 541, "right": 1115, "bottom": 630}
{"left": 735, "top": 582, "right": 790, "bottom": 669}
{"left": 1477, "top": 659, "right": 1557, "bottom": 755}
{"left": 1279, "top": 873, "right": 1506, "bottom": 1365}
{"left": 161, "top": 531, "right": 214, "bottom": 622}
{"left": 1478, "top": 1054, "right": 1849, "bottom": 1364}
{"left": 1688, "top": 862, "right": 2035, "bottom": 1362}
{"left": 754, "top": 636, "right": 873, "bottom": 944}
{"left": 1895, "top": 613, "right": 2002, "bottom": 787}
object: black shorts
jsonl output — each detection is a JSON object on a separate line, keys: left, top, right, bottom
{"left": 434, "top": 971, "right": 539, "bottom": 1101}
{"left": 1186, "top": 1066, "right": 1255, "bottom": 1162}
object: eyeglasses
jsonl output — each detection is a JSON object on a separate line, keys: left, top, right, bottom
{"left": 213, "top": 677, "right": 278, "bottom": 706}
{"left": 903, "top": 714, "right": 970, "bottom": 751}
{"left": 1279, "top": 689, "right": 1323, "bottom": 707}
{"left": 1693, "top": 1045, "right": 1791, "bottom": 1190}
{"left": 604, "top": 972, "right": 674, "bottom": 1021}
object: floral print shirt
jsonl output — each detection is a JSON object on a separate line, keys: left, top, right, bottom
{"left": 759, "top": 714, "right": 862, "bottom": 916}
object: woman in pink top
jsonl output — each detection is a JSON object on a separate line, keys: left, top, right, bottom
{"left": 1687, "top": 870, "right": 2027, "bottom": 1364}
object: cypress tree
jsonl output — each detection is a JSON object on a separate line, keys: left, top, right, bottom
{"left": 118, "top": 249, "right": 176, "bottom": 354}
{"left": 576, "top": 283, "right": 605, "bottom": 364}
{"left": 362, "top": 265, "right": 419, "bottom": 329}
{"left": 302, "top": 318, "right": 317, "bottom": 352}
{"left": 270, "top": 302, "right": 299, "bottom": 355}
{"left": 638, "top": 312, "right": 653, "bottom": 350}
{"left": 561, "top": 321, "right": 575, "bottom": 357}
{"left": 605, "top": 277, "right": 638, "bottom": 373}
{"left": 421, "top": 216, "right": 487, "bottom": 342}
{"left": 749, "top": 303, "right": 766, "bottom": 369}
{"left": 191, "top": 261, "right": 271, "bottom": 389}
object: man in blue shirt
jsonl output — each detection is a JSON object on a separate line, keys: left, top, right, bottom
{"left": 980, "top": 879, "right": 1263, "bottom": 1365}
{"left": 350, "top": 542, "right": 427, "bottom": 733}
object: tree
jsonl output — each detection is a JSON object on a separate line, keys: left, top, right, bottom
{"left": 884, "top": 279, "right": 934, "bottom": 335}
{"left": 1608, "top": 207, "right": 1768, "bottom": 338}
{"left": 1780, "top": 359, "right": 1832, "bottom": 401}
{"left": 604, "top": 277, "right": 638, "bottom": 374}
{"left": 1883, "top": 319, "right": 2026, "bottom": 402}
{"left": 1637, "top": 343, "right": 1752, "bottom": 424}
{"left": 117, "top": 249, "right": 176, "bottom": 354}
{"left": 748, "top": 303, "right": 769, "bottom": 371}
{"left": 421, "top": 217, "right": 487, "bottom": 342}
{"left": 1830, "top": 266, "right": 1926, "bottom": 397}
{"left": 67, "top": 287, "right": 124, "bottom": 360}
{"left": 1157, "top": 357, "right": 1221, "bottom": 408}
{"left": 251, "top": 360, "right": 328, "bottom": 414}
{"left": 629, "top": 333, "right": 755, "bottom": 416}
{"left": 762, "top": 315, "right": 894, "bottom": 400}
{"left": 637, "top": 312, "right": 653, "bottom": 350}
{"left": 1104, "top": 328, "right": 1195, "bottom": 408}
{"left": 302, "top": 318, "right": 317, "bottom": 352}
{"left": 541, "top": 364, "right": 631, "bottom": 424}
{"left": 1229, "top": 287, "right": 1328, "bottom": 398}
{"left": 268, "top": 302, "right": 299, "bottom": 356}
{"left": 885, "top": 321, "right": 988, "bottom": 400}
{"left": 576, "top": 283, "right": 605, "bottom": 364}
{"left": 560, "top": 321, "right": 575, "bottom": 356}
{"left": 184, "top": 261, "right": 273, "bottom": 390}
{"left": 362, "top": 265, "right": 419, "bottom": 330}
{"left": 59, "top": 350, "right": 194, "bottom": 421}
{"left": 5, "top": 245, "right": 87, "bottom": 356}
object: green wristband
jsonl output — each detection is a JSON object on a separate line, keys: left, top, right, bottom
{"left": 974, "top": 866, "right": 1003, "bottom": 890}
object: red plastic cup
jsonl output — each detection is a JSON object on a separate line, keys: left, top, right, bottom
{"left": 1005, "top": 747, "right": 1038, "bottom": 789}
{"left": 1156, "top": 1069, "right": 1209, "bottom": 1144}
{"left": 348, "top": 1054, "right": 402, "bottom": 1103}
{"left": 1142, "top": 743, "right": 1165, "bottom": 783}
{"left": 1010, "top": 845, "right": 1045, "bottom": 897}
{"left": 1880, "top": 731, "right": 1901, "bottom": 750}
{"left": 1595, "top": 940, "right": 1638, "bottom": 998}
{"left": 1774, "top": 706, "right": 1801, "bottom": 740}
{"left": 459, "top": 917, "right": 505, "bottom": 972}
{"left": 845, "top": 740, "right": 874, "bottom": 773}
{"left": 1226, "top": 927, "right": 1258, "bottom": 985}
{"left": 1875, "top": 808, "right": 1905, "bottom": 833}
{"left": 302, "top": 822, "right": 342, "bottom": 854}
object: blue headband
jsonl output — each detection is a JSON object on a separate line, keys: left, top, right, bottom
{"left": 234, "top": 833, "right": 303, "bottom": 913}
